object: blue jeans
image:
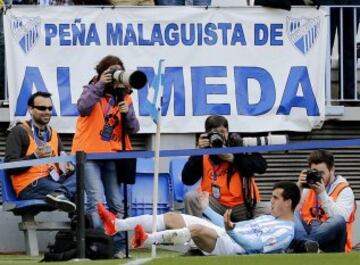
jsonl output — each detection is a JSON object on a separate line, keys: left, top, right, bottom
{"left": 84, "top": 160, "right": 125, "bottom": 252}
{"left": 19, "top": 174, "right": 76, "bottom": 200}
{"left": 293, "top": 210, "right": 347, "bottom": 252}
{"left": 155, "top": 0, "right": 211, "bottom": 5}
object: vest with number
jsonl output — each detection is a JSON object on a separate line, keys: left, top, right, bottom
{"left": 201, "top": 155, "right": 260, "bottom": 208}
{"left": 72, "top": 96, "right": 133, "bottom": 154}
{"left": 300, "top": 181, "right": 356, "bottom": 252}
{"left": 11, "top": 122, "right": 59, "bottom": 196}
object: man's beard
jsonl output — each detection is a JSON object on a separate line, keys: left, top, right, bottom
{"left": 33, "top": 116, "right": 50, "bottom": 126}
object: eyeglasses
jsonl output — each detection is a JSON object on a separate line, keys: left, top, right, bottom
{"left": 33, "top": 106, "right": 53, "bottom": 111}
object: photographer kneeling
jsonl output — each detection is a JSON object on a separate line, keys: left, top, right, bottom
{"left": 293, "top": 150, "right": 356, "bottom": 252}
{"left": 182, "top": 115, "right": 268, "bottom": 223}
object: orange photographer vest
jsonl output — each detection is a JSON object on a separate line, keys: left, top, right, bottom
{"left": 300, "top": 182, "right": 356, "bottom": 252}
{"left": 201, "top": 155, "right": 260, "bottom": 208}
{"left": 72, "top": 95, "right": 133, "bottom": 154}
{"left": 11, "top": 122, "right": 59, "bottom": 196}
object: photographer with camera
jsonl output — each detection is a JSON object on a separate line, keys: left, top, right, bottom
{"left": 182, "top": 115, "right": 268, "bottom": 223}
{"left": 293, "top": 150, "right": 356, "bottom": 252}
{"left": 71, "top": 55, "right": 141, "bottom": 258}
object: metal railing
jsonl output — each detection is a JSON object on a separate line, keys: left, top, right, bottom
{"left": 327, "top": 5, "right": 360, "bottom": 106}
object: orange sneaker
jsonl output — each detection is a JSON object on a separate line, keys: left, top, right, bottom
{"left": 96, "top": 202, "right": 117, "bottom": 236}
{"left": 131, "top": 224, "right": 149, "bottom": 248}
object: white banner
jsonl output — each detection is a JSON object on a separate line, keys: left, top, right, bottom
{"left": 4, "top": 6, "right": 327, "bottom": 133}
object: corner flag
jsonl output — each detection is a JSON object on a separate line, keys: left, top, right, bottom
{"left": 144, "top": 59, "right": 165, "bottom": 124}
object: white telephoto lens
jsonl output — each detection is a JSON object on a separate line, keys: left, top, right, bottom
{"left": 267, "top": 135, "right": 288, "bottom": 145}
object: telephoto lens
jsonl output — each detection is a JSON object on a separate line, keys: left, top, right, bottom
{"left": 241, "top": 135, "right": 288, "bottom": 147}
{"left": 112, "top": 70, "right": 147, "bottom": 89}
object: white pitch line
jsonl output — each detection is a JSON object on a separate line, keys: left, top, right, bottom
{"left": 120, "top": 257, "right": 153, "bottom": 265}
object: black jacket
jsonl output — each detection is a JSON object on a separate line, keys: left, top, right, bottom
{"left": 182, "top": 153, "right": 267, "bottom": 186}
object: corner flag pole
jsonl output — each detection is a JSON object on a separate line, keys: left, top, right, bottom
{"left": 151, "top": 106, "right": 161, "bottom": 258}
{"left": 145, "top": 59, "right": 164, "bottom": 258}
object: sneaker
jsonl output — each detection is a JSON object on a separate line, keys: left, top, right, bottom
{"left": 45, "top": 192, "right": 76, "bottom": 212}
{"left": 113, "top": 250, "right": 127, "bottom": 259}
{"left": 131, "top": 224, "right": 148, "bottom": 249}
{"left": 304, "top": 240, "right": 319, "bottom": 253}
{"left": 97, "top": 202, "right": 117, "bottom": 236}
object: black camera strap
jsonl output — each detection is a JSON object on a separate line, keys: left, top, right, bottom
{"left": 241, "top": 176, "right": 257, "bottom": 219}
{"left": 226, "top": 166, "right": 256, "bottom": 219}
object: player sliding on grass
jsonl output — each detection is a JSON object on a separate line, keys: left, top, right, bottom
{"left": 98, "top": 181, "right": 300, "bottom": 256}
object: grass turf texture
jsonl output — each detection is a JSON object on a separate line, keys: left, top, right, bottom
{"left": 0, "top": 250, "right": 359, "bottom": 265}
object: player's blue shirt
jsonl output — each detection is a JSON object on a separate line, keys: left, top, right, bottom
{"left": 203, "top": 207, "right": 294, "bottom": 254}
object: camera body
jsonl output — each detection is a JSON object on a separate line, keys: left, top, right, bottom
{"left": 302, "top": 169, "right": 322, "bottom": 188}
{"left": 206, "top": 129, "right": 225, "bottom": 148}
{"left": 109, "top": 66, "right": 147, "bottom": 89}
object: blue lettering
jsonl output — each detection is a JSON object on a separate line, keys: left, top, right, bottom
{"left": 138, "top": 67, "right": 185, "bottom": 117}
{"left": 72, "top": 23, "right": 86, "bottom": 45}
{"left": 107, "top": 23, "right": 123, "bottom": 45}
{"left": 231, "top": 23, "right": 247, "bottom": 45}
{"left": 150, "top": 24, "right": 164, "bottom": 46}
{"left": 138, "top": 24, "right": 151, "bottom": 45}
{"left": 270, "top": 24, "right": 283, "bottom": 46}
{"left": 234, "top": 67, "right": 275, "bottom": 115}
{"left": 254, "top": 24, "right": 268, "bottom": 46}
{"left": 15, "top": 67, "right": 57, "bottom": 116}
{"left": 204, "top": 23, "right": 217, "bottom": 45}
{"left": 218, "top": 23, "right": 231, "bottom": 45}
{"left": 161, "top": 67, "right": 185, "bottom": 116}
{"left": 181, "top": 24, "right": 195, "bottom": 46}
{"left": 86, "top": 24, "right": 100, "bottom": 45}
{"left": 57, "top": 67, "right": 78, "bottom": 116}
{"left": 192, "top": 66, "right": 229, "bottom": 115}
{"left": 277, "top": 66, "right": 319, "bottom": 116}
{"left": 59, "top": 24, "right": 71, "bottom": 46}
{"left": 44, "top": 24, "right": 57, "bottom": 46}
{"left": 164, "top": 23, "right": 179, "bottom": 46}
{"left": 197, "top": 23, "right": 203, "bottom": 46}
{"left": 124, "top": 24, "right": 137, "bottom": 45}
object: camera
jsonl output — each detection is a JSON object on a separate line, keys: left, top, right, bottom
{"left": 302, "top": 169, "right": 322, "bottom": 188}
{"left": 110, "top": 67, "right": 147, "bottom": 89}
{"left": 227, "top": 133, "right": 288, "bottom": 147}
{"left": 206, "top": 129, "right": 225, "bottom": 148}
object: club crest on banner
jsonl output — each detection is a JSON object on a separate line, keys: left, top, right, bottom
{"left": 286, "top": 16, "right": 320, "bottom": 55}
{"left": 10, "top": 15, "right": 41, "bottom": 54}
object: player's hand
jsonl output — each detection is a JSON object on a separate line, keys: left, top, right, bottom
{"left": 224, "top": 209, "right": 235, "bottom": 231}
{"left": 199, "top": 191, "right": 209, "bottom": 210}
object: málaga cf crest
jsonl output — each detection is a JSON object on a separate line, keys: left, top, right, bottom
{"left": 286, "top": 16, "right": 320, "bottom": 55}
{"left": 10, "top": 15, "right": 41, "bottom": 54}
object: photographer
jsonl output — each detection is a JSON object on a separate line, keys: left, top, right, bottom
{"left": 71, "top": 55, "right": 140, "bottom": 258}
{"left": 182, "top": 115, "right": 267, "bottom": 222}
{"left": 294, "top": 150, "right": 356, "bottom": 252}
{"left": 5, "top": 92, "right": 76, "bottom": 212}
